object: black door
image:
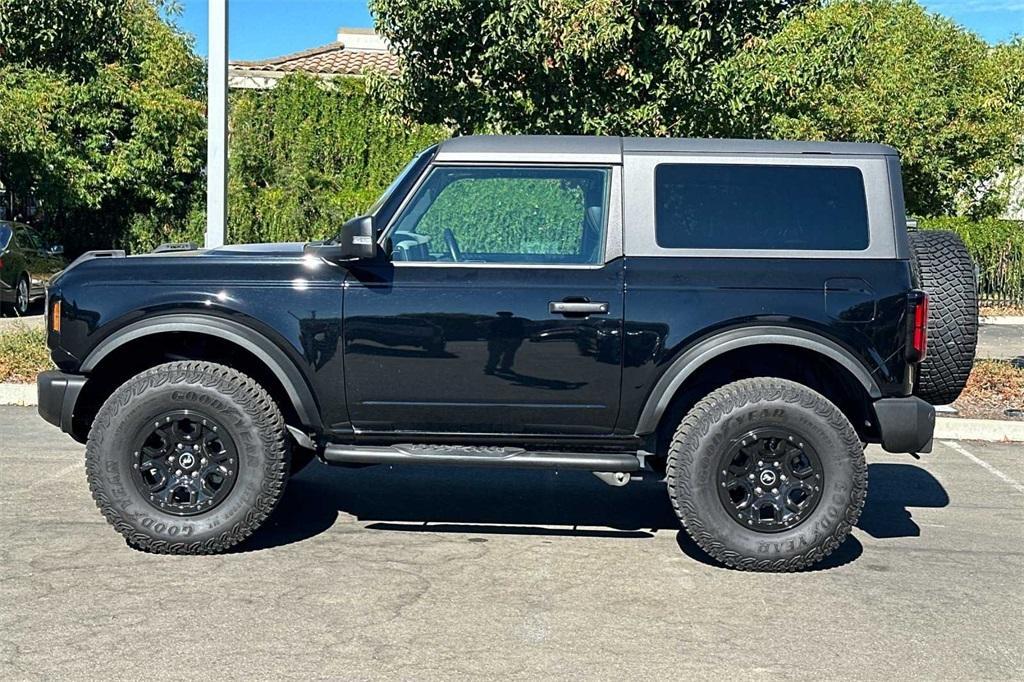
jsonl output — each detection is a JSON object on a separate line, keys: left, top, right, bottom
{"left": 342, "top": 164, "right": 623, "bottom": 436}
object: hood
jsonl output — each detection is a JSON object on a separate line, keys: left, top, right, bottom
{"left": 55, "top": 242, "right": 312, "bottom": 284}
{"left": 200, "top": 242, "right": 308, "bottom": 257}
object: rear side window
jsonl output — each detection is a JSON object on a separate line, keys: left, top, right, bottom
{"left": 654, "top": 163, "right": 870, "bottom": 251}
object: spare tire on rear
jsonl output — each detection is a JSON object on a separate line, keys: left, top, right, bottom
{"left": 908, "top": 230, "right": 978, "bottom": 406}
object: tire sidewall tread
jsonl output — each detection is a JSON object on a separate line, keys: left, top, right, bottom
{"left": 85, "top": 361, "right": 289, "bottom": 554}
{"left": 667, "top": 377, "right": 867, "bottom": 572}
{"left": 909, "top": 230, "right": 978, "bottom": 406}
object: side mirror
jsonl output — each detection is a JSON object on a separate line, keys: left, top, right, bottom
{"left": 303, "top": 215, "right": 377, "bottom": 262}
{"left": 49, "top": 245, "right": 64, "bottom": 256}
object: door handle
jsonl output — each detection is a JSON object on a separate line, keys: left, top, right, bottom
{"left": 549, "top": 301, "right": 609, "bottom": 316}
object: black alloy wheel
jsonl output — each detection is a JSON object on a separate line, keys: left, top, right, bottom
{"left": 131, "top": 411, "right": 239, "bottom": 516}
{"left": 716, "top": 428, "right": 823, "bottom": 533}
{"left": 15, "top": 277, "right": 29, "bottom": 315}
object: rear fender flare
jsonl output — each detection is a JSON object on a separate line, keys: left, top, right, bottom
{"left": 634, "top": 325, "right": 881, "bottom": 435}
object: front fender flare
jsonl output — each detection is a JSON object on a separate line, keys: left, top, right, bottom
{"left": 81, "top": 314, "right": 323, "bottom": 430}
{"left": 634, "top": 325, "right": 881, "bottom": 435}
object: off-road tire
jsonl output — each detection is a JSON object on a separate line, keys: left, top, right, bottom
{"left": 290, "top": 448, "right": 315, "bottom": 476}
{"left": 909, "top": 230, "right": 978, "bottom": 405}
{"left": 85, "top": 361, "right": 289, "bottom": 554}
{"left": 667, "top": 378, "right": 867, "bottom": 572}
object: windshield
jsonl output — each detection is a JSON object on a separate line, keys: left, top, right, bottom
{"left": 369, "top": 151, "right": 427, "bottom": 216}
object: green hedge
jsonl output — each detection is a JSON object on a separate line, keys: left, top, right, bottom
{"left": 226, "top": 75, "right": 448, "bottom": 245}
{"left": 919, "top": 217, "right": 1024, "bottom": 306}
{"left": 129, "top": 74, "right": 448, "bottom": 251}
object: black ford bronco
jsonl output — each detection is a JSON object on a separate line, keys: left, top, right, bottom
{"left": 37, "top": 136, "right": 978, "bottom": 571}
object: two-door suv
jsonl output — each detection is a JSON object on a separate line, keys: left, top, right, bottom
{"left": 37, "top": 136, "right": 978, "bottom": 571}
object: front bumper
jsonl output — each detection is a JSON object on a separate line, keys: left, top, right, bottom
{"left": 873, "top": 396, "right": 935, "bottom": 454}
{"left": 37, "top": 370, "right": 87, "bottom": 435}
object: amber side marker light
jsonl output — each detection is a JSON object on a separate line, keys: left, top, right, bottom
{"left": 51, "top": 299, "right": 61, "bottom": 334}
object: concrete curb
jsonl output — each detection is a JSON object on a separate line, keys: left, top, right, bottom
{"left": 979, "top": 316, "right": 1024, "bottom": 326}
{"left": 0, "top": 383, "right": 36, "bottom": 406}
{"left": 934, "top": 417, "right": 1024, "bottom": 443}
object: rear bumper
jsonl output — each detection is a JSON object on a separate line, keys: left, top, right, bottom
{"left": 37, "top": 370, "right": 87, "bottom": 435}
{"left": 873, "top": 396, "right": 935, "bottom": 454}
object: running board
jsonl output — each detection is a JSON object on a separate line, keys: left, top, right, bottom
{"left": 322, "top": 444, "right": 642, "bottom": 472}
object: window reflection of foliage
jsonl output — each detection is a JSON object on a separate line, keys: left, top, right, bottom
{"left": 417, "top": 178, "right": 586, "bottom": 255}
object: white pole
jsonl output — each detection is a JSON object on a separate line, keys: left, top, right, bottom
{"left": 205, "top": 0, "right": 228, "bottom": 248}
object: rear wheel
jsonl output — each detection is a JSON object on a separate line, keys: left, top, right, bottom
{"left": 667, "top": 378, "right": 866, "bottom": 572}
{"left": 86, "top": 361, "right": 290, "bottom": 554}
{"left": 909, "top": 230, "right": 978, "bottom": 405}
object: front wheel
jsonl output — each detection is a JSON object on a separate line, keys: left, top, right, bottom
{"left": 14, "top": 275, "right": 30, "bottom": 316}
{"left": 667, "top": 378, "right": 866, "bottom": 572}
{"left": 86, "top": 361, "right": 290, "bottom": 554}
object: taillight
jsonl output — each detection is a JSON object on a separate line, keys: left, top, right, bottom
{"left": 907, "top": 291, "right": 928, "bottom": 363}
{"left": 51, "top": 298, "right": 61, "bottom": 334}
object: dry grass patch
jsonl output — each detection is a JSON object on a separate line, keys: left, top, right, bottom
{"left": 952, "top": 359, "right": 1024, "bottom": 420}
{"left": 0, "top": 325, "right": 51, "bottom": 383}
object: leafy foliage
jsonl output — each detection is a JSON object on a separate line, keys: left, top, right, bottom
{"left": 714, "top": 1, "right": 1024, "bottom": 217}
{"left": 919, "top": 217, "right": 1024, "bottom": 305}
{"left": 220, "top": 75, "right": 447, "bottom": 247}
{"left": 370, "top": 0, "right": 811, "bottom": 136}
{"left": 0, "top": 0, "right": 206, "bottom": 255}
{"left": 0, "top": 0, "right": 138, "bottom": 79}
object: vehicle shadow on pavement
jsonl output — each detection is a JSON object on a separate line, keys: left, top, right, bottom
{"left": 238, "top": 461, "right": 950, "bottom": 570}
{"left": 856, "top": 462, "right": 949, "bottom": 539}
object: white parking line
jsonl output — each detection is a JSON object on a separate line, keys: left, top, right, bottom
{"left": 942, "top": 440, "right": 1024, "bottom": 494}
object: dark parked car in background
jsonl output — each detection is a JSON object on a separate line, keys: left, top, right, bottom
{"left": 0, "top": 221, "right": 65, "bottom": 316}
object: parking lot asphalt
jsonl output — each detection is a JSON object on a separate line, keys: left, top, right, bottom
{"left": 976, "top": 322, "right": 1023, "bottom": 361}
{"left": 1, "top": 405, "right": 1022, "bottom": 680}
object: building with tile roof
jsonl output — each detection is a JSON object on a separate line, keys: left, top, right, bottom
{"left": 228, "top": 28, "right": 399, "bottom": 90}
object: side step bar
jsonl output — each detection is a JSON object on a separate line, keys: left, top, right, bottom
{"left": 322, "top": 444, "right": 642, "bottom": 472}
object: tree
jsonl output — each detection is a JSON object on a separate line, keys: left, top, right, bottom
{"left": 370, "top": 0, "right": 812, "bottom": 136}
{"left": 714, "top": 0, "right": 1024, "bottom": 217}
{"left": 0, "top": 0, "right": 139, "bottom": 79}
{"left": 0, "top": 0, "right": 206, "bottom": 254}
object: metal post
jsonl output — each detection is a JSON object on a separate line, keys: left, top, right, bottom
{"left": 205, "top": 0, "right": 228, "bottom": 248}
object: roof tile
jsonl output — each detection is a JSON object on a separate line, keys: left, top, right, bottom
{"left": 230, "top": 42, "right": 399, "bottom": 76}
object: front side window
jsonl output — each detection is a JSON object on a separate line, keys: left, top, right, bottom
{"left": 388, "top": 166, "right": 610, "bottom": 264}
{"left": 655, "top": 163, "right": 870, "bottom": 251}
